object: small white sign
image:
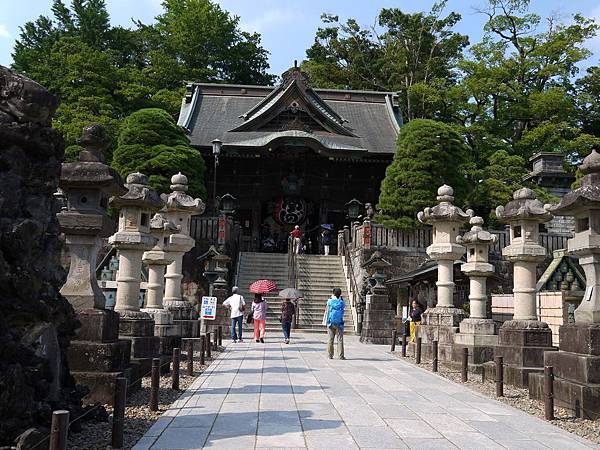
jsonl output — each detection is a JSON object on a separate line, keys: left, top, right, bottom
{"left": 201, "top": 296, "right": 218, "bottom": 320}
{"left": 402, "top": 305, "right": 408, "bottom": 319}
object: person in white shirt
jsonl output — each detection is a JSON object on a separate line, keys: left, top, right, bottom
{"left": 223, "top": 286, "right": 246, "bottom": 342}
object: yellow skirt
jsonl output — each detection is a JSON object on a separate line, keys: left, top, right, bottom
{"left": 410, "top": 320, "right": 421, "bottom": 342}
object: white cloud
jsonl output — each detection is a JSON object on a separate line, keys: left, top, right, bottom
{"left": 239, "top": 7, "right": 301, "bottom": 33}
{"left": 0, "top": 24, "right": 10, "bottom": 39}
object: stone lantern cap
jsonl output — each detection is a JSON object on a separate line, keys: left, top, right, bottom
{"left": 110, "top": 172, "right": 164, "bottom": 210}
{"left": 362, "top": 250, "right": 392, "bottom": 272}
{"left": 457, "top": 216, "right": 498, "bottom": 246}
{"left": 161, "top": 172, "right": 205, "bottom": 214}
{"left": 551, "top": 149, "right": 600, "bottom": 217}
{"left": 417, "top": 185, "right": 473, "bottom": 225}
{"left": 495, "top": 188, "right": 553, "bottom": 223}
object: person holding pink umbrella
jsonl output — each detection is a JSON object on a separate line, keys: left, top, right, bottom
{"left": 252, "top": 293, "right": 268, "bottom": 343}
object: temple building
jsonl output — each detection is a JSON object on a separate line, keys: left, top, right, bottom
{"left": 178, "top": 65, "right": 401, "bottom": 252}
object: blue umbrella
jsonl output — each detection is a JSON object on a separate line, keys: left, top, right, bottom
{"left": 321, "top": 223, "right": 333, "bottom": 230}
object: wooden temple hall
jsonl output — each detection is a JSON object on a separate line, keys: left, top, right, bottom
{"left": 178, "top": 66, "right": 402, "bottom": 252}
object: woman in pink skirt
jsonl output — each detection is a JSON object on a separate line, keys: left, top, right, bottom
{"left": 252, "top": 293, "right": 268, "bottom": 343}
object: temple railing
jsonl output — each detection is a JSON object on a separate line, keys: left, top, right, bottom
{"left": 287, "top": 236, "right": 299, "bottom": 328}
{"left": 339, "top": 230, "right": 363, "bottom": 333}
{"left": 349, "top": 221, "right": 570, "bottom": 255}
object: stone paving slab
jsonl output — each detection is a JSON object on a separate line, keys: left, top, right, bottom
{"left": 132, "top": 333, "right": 599, "bottom": 450}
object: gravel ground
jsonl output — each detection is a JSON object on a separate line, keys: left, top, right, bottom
{"left": 67, "top": 349, "right": 222, "bottom": 450}
{"left": 393, "top": 350, "right": 600, "bottom": 444}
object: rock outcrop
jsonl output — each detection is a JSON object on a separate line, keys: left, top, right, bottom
{"left": 0, "top": 65, "right": 82, "bottom": 446}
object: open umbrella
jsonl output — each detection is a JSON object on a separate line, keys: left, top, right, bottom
{"left": 249, "top": 279, "right": 278, "bottom": 294}
{"left": 279, "top": 288, "right": 303, "bottom": 299}
{"left": 320, "top": 223, "right": 333, "bottom": 230}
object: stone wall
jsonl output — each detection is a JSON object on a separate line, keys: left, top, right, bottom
{"left": 0, "top": 66, "right": 82, "bottom": 446}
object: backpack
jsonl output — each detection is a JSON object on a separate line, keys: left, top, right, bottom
{"left": 327, "top": 298, "right": 344, "bottom": 327}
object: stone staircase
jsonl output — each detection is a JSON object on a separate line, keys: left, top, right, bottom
{"left": 235, "top": 252, "right": 289, "bottom": 327}
{"left": 295, "top": 255, "right": 353, "bottom": 330}
{"left": 234, "top": 252, "right": 353, "bottom": 333}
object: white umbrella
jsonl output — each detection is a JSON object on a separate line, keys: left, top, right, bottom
{"left": 278, "top": 288, "right": 303, "bottom": 299}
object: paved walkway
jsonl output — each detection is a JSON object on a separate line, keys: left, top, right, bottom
{"left": 133, "top": 333, "right": 598, "bottom": 450}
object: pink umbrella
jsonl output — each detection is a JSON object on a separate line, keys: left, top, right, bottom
{"left": 249, "top": 279, "right": 278, "bottom": 294}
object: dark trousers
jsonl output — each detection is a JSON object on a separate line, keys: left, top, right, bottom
{"left": 231, "top": 315, "right": 243, "bottom": 340}
{"left": 282, "top": 321, "right": 292, "bottom": 339}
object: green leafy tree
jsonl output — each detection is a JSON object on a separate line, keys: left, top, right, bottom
{"left": 112, "top": 108, "right": 206, "bottom": 199}
{"left": 377, "top": 119, "right": 469, "bottom": 229}
{"left": 303, "top": 2, "right": 469, "bottom": 122}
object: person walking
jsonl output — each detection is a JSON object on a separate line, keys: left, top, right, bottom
{"left": 252, "top": 294, "right": 267, "bottom": 343}
{"left": 409, "top": 299, "right": 423, "bottom": 342}
{"left": 223, "top": 286, "right": 245, "bottom": 343}
{"left": 290, "top": 225, "right": 302, "bottom": 254}
{"left": 325, "top": 288, "right": 345, "bottom": 359}
{"left": 322, "top": 229, "right": 332, "bottom": 255}
{"left": 281, "top": 298, "right": 295, "bottom": 344}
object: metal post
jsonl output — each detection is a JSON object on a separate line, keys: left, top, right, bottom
{"left": 187, "top": 340, "right": 194, "bottom": 376}
{"left": 150, "top": 358, "right": 160, "bottom": 411}
{"left": 461, "top": 347, "right": 468, "bottom": 382}
{"left": 495, "top": 356, "right": 504, "bottom": 397}
{"left": 416, "top": 337, "right": 422, "bottom": 364}
{"left": 212, "top": 329, "right": 218, "bottom": 351}
{"left": 544, "top": 366, "right": 554, "bottom": 420}
{"left": 111, "top": 377, "right": 127, "bottom": 449}
{"left": 401, "top": 333, "right": 407, "bottom": 357}
{"left": 206, "top": 331, "right": 212, "bottom": 358}
{"left": 218, "top": 326, "right": 223, "bottom": 346}
{"left": 390, "top": 329, "right": 397, "bottom": 352}
{"left": 432, "top": 340, "right": 438, "bottom": 372}
{"left": 49, "top": 410, "right": 69, "bottom": 450}
{"left": 213, "top": 156, "right": 218, "bottom": 214}
{"left": 172, "top": 348, "right": 180, "bottom": 390}
{"left": 199, "top": 335, "right": 206, "bottom": 366}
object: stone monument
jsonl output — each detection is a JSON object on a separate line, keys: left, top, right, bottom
{"left": 484, "top": 188, "right": 556, "bottom": 387}
{"left": 529, "top": 149, "right": 600, "bottom": 417}
{"left": 140, "top": 212, "right": 180, "bottom": 354}
{"left": 453, "top": 216, "right": 498, "bottom": 372}
{"left": 162, "top": 173, "right": 205, "bottom": 331}
{"left": 109, "top": 172, "right": 164, "bottom": 377}
{"left": 416, "top": 185, "right": 473, "bottom": 360}
{"left": 58, "top": 125, "right": 134, "bottom": 404}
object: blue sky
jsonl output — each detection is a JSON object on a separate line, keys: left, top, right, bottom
{"left": 1, "top": 0, "right": 599, "bottom": 76}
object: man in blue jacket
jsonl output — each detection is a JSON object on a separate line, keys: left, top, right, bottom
{"left": 326, "top": 287, "right": 345, "bottom": 359}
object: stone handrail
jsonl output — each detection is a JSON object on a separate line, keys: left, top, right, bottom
{"left": 339, "top": 231, "right": 363, "bottom": 333}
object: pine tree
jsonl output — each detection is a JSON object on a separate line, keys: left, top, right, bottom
{"left": 377, "top": 119, "right": 469, "bottom": 229}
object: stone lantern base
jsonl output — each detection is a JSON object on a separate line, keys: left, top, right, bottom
{"left": 529, "top": 324, "right": 600, "bottom": 418}
{"left": 413, "top": 306, "right": 465, "bottom": 361}
{"left": 140, "top": 308, "right": 182, "bottom": 355}
{"left": 451, "top": 318, "right": 497, "bottom": 373}
{"left": 482, "top": 320, "right": 556, "bottom": 388}
{"left": 68, "top": 309, "right": 134, "bottom": 405}
{"left": 360, "top": 290, "right": 396, "bottom": 345}
{"left": 118, "top": 315, "right": 163, "bottom": 380}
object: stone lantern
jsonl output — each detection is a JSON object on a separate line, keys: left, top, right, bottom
{"left": 140, "top": 213, "right": 178, "bottom": 336}
{"left": 162, "top": 173, "right": 206, "bottom": 320}
{"left": 416, "top": 185, "right": 473, "bottom": 360}
{"left": 528, "top": 149, "right": 600, "bottom": 417}
{"left": 489, "top": 187, "right": 556, "bottom": 387}
{"left": 58, "top": 125, "right": 125, "bottom": 310}
{"left": 109, "top": 172, "right": 164, "bottom": 373}
{"left": 453, "top": 216, "right": 498, "bottom": 370}
{"left": 58, "top": 125, "right": 131, "bottom": 404}
{"left": 360, "top": 251, "right": 395, "bottom": 344}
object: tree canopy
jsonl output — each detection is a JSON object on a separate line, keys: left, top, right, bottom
{"left": 377, "top": 119, "right": 469, "bottom": 229}
{"left": 112, "top": 108, "right": 206, "bottom": 199}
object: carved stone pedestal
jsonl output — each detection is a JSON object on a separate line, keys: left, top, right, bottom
{"left": 360, "top": 292, "right": 396, "bottom": 344}
{"left": 68, "top": 309, "right": 133, "bottom": 404}
{"left": 118, "top": 315, "right": 162, "bottom": 381}
{"left": 415, "top": 306, "right": 464, "bottom": 361}
{"left": 452, "top": 318, "right": 497, "bottom": 373}
{"left": 483, "top": 320, "right": 556, "bottom": 388}
{"left": 529, "top": 324, "right": 600, "bottom": 418}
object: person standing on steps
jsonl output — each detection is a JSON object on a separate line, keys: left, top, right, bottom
{"left": 223, "top": 286, "right": 245, "bottom": 343}
{"left": 252, "top": 293, "right": 267, "bottom": 343}
{"left": 326, "top": 287, "right": 345, "bottom": 359}
{"left": 281, "top": 297, "right": 296, "bottom": 344}
{"left": 290, "top": 225, "right": 302, "bottom": 254}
